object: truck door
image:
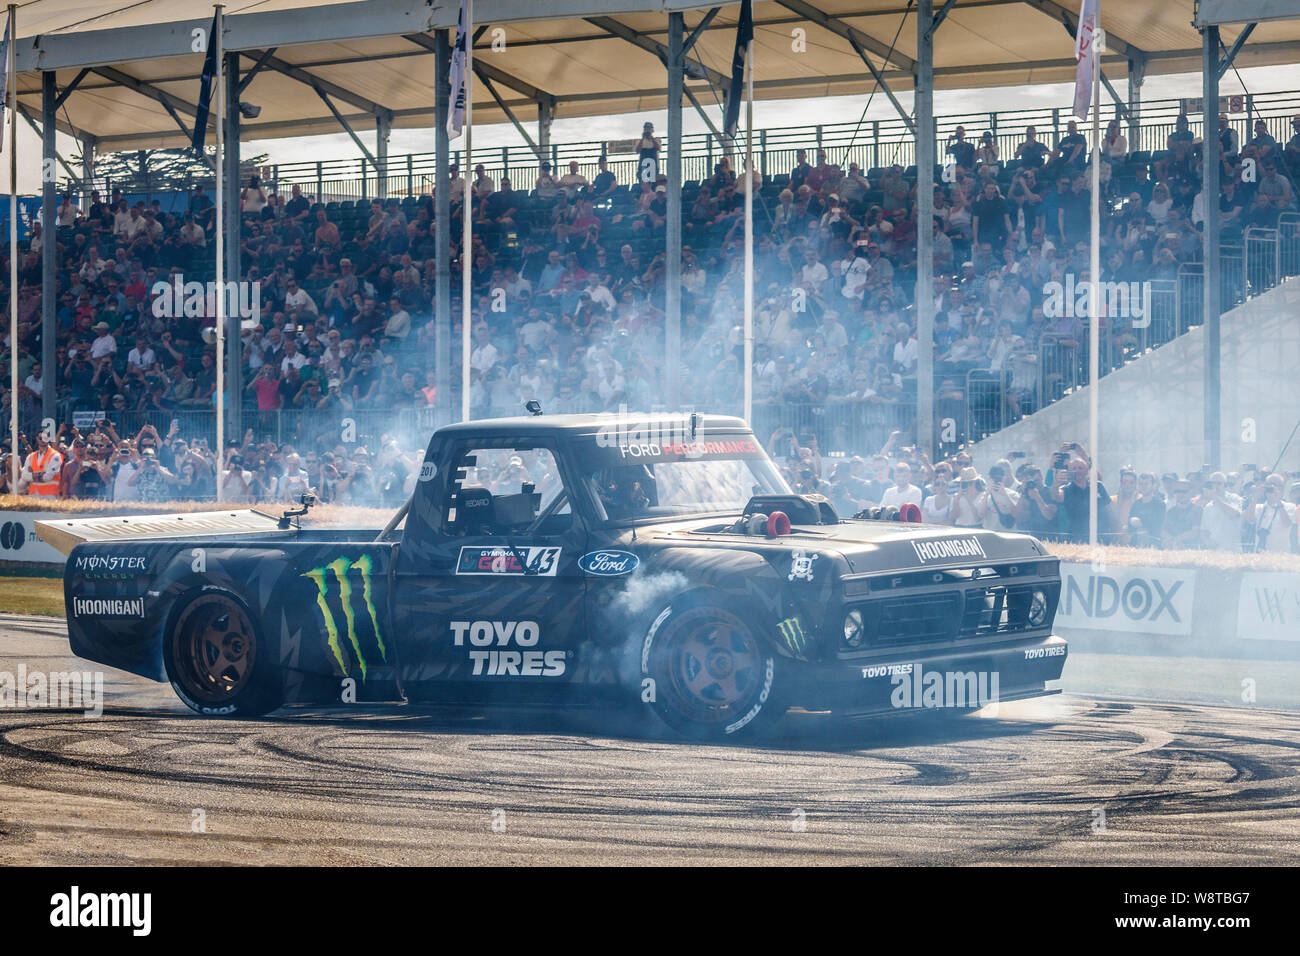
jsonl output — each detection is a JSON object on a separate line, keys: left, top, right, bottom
{"left": 392, "top": 439, "right": 587, "bottom": 703}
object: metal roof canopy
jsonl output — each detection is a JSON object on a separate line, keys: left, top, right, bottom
{"left": 10, "top": 0, "right": 1300, "bottom": 152}
{"left": 1196, "top": 0, "right": 1300, "bottom": 26}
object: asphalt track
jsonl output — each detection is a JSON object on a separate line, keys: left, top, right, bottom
{"left": 2, "top": 614, "right": 1299, "bottom": 865}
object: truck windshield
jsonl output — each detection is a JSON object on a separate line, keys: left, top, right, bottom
{"left": 579, "top": 445, "right": 789, "bottom": 524}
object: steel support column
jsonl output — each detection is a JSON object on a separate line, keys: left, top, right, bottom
{"left": 1202, "top": 26, "right": 1221, "bottom": 471}
{"left": 916, "top": 0, "right": 936, "bottom": 459}
{"left": 434, "top": 29, "right": 451, "bottom": 427}
{"left": 40, "top": 73, "right": 56, "bottom": 423}
{"left": 537, "top": 98, "right": 553, "bottom": 157}
{"left": 1127, "top": 57, "right": 1144, "bottom": 149}
{"left": 376, "top": 111, "right": 391, "bottom": 198}
{"left": 81, "top": 137, "right": 96, "bottom": 195}
{"left": 665, "top": 12, "right": 683, "bottom": 410}
{"left": 223, "top": 51, "right": 243, "bottom": 441}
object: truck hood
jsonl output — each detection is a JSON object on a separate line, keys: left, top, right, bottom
{"left": 668, "top": 517, "right": 1049, "bottom": 575}
{"left": 797, "top": 520, "right": 1049, "bottom": 574}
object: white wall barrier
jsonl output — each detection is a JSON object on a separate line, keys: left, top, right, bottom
{"left": 0, "top": 512, "right": 71, "bottom": 566}
{"left": 3, "top": 512, "right": 1297, "bottom": 654}
{"left": 1057, "top": 563, "right": 1196, "bottom": 637}
{"left": 1236, "top": 572, "right": 1300, "bottom": 644}
{"left": 1057, "top": 562, "right": 1300, "bottom": 658}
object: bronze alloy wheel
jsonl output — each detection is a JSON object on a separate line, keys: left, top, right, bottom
{"left": 172, "top": 593, "right": 259, "bottom": 704}
{"left": 661, "top": 607, "right": 765, "bottom": 725}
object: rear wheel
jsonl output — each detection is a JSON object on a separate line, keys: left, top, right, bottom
{"left": 641, "top": 599, "right": 783, "bottom": 741}
{"left": 165, "top": 589, "right": 281, "bottom": 717}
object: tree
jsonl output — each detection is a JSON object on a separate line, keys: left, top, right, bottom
{"left": 74, "top": 148, "right": 271, "bottom": 199}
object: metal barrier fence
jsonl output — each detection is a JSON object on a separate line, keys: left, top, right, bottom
{"left": 74, "top": 407, "right": 443, "bottom": 454}
{"left": 1277, "top": 212, "right": 1300, "bottom": 280}
{"left": 1245, "top": 227, "right": 1279, "bottom": 296}
{"left": 71, "top": 89, "right": 1300, "bottom": 203}
{"left": 63, "top": 400, "right": 919, "bottom": 463}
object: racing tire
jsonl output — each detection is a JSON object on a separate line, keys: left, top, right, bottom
{"left": 164, "top": 587, "right": 282, "bottom": 718}
{"left": 640, "top": 595, "right": 785, "bottom": 741}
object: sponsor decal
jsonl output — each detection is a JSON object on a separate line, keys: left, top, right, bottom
{"left": 456, "top": 546, "right": 561, "bottom": 576}
{"left": 1236, "top": 571, "right": 1300, "bottom": 642}
{"left": 578, "top": 549, "right": 640, "bottom": 576}
{"left": 450, "top": 620, "right": 565, "bottom": 677}
{"left": 776, "top": 616, "right": 808, "bottom": 656}
{"left": 418, "top": 460, "right": 438, "bottom": 482}
{"left": 72, "top": 553, "right": 149, "bottom": 579}
{"left": 0, "top": 512, "right": 70, "bottom": 565}
{"left": 861, "top": 661, "right": 914, "bottom": 679}
{"left": 642, "top": 606, "right": 673, "bottom": 673}
{"left": 72, "top": 596, "right": 145, "bottom": 618}
{"left": 911, "top": 537, "right": 987, "bottom": 564}
{"left": 890, "top": 664, "right": 1000, "bottom": 709}
{"left": 1024, "top": 645, "right": 1067, "bottom": 660}
{"left": 49, "top": 885, "right": 151, "bottom": 937}
{"left": 301, "top": 554, "right": 387, "bottom": 679}
{"left": 613, "top": 438, "right": 759, "bottom": 460}
{"left": 723, "top": 658, "right": 775, "bottom": 735}
{"left": 1057, "top": 563, "right": 1194, "bottom": 636}
{"left": 788, "top": 549, "right": 819, "bottom": 582}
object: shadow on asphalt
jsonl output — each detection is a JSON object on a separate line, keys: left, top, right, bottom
{"left": 91, "top": 698, "right": 1068, "bottom": 754}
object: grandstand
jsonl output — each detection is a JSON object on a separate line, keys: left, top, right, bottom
{"left": 3, "top": 0, "right": 1300, "bottom": 484}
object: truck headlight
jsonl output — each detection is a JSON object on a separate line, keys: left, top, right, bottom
{"left": 843, "top": 609, "right": 866, "bottom": 648}
{"left": 1028, "top": 590, "right": 1048, "bottom": 627}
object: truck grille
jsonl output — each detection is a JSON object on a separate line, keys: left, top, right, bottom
{"left": 960, "top": 584, "right": 1036, "bottom": 637}
{"left": 864, "top": 593, "right": 963, "bottom": 645}
{"left": 855, "top": 582, "right": 1052, "bottom": 648}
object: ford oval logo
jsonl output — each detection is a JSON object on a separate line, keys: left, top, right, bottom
{"left": 578, "top": 550, "right": 640, "bottom": 576}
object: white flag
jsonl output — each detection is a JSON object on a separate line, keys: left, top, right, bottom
{"left": 446, "top": 0, "right": 469, "bottom": 140}
{"left": 0, "top": 12, "right": 11, "bottom": 151}
{"left": 1071, "top": 0, "right": 1098, "bottom": 121}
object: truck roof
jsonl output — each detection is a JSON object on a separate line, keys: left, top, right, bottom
{"left": 433, "top": 412, "right": 751, "bottom": 440}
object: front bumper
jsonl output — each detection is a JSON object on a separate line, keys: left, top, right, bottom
{"left": 786, "top": 633, "right": 1067, "bottom": 717}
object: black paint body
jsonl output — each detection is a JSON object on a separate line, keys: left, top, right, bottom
{"left": 63, "top": 414, "right": 1067, "bottom": 716}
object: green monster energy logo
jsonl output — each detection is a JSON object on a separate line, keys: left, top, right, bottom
{"left": 302, "top": 555, "right": 387, "bottom": 679}
{"left": 777, "top": 616, "right": 808, "bottom": 657}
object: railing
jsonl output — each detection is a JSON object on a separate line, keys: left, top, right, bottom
{"left": 69, "top": 407, "right": 445, "bottom": 454}
{"left": 62, "top": 89, "right": 1300, "bottom": 203}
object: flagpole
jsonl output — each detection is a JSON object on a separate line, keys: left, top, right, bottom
{"left": 742, "top": 31, "right": 754, "bottom": 425}
{"left": 1088, "top": 20, "right": 1101, "bottom": 550}
{"left": 214, "top": 3, "right": 225, "bottom": 502}
{"left": 461, "top": 0, "right": 473, "bottom": 423}
{"left": 7, "top": 4, "right": 16, "bottom": 493}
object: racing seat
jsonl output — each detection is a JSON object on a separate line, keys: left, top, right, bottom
{"left": 454, "top": 486, "right": 495, "bottom": 535}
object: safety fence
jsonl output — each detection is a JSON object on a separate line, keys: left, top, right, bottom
{"left": 66, "top": 407, "right": 443, "bottom": 454}
{"left": 64, "top": 89, "right": 1300, "bottom": 203}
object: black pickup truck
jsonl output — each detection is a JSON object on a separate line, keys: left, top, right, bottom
{"left": 42, "top": 413, "right": 1066, "bottom": 740}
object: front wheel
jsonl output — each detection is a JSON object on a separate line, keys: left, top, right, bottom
{"left": 641, "top": 599, "right": 784, "bottom": 741}
{"left": 164, "top": 588, "right": 282, "bottom": 717}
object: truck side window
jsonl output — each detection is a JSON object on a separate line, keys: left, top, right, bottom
{"left": 444, "top": 445, "right": 572, "bottom": 536}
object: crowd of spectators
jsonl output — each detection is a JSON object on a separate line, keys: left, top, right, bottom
{"left": 1, "top": 108, "right": 1298, "bottom": 504}
{"left": 767, "top": 427, "right": 1300, "bottom": 553}
{"left": 1, "top": 417, "right": 421, "bottom": 506}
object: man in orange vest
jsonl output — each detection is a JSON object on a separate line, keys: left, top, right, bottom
{"left": 22, "top": 433, "right": 64, "bottom": 496}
